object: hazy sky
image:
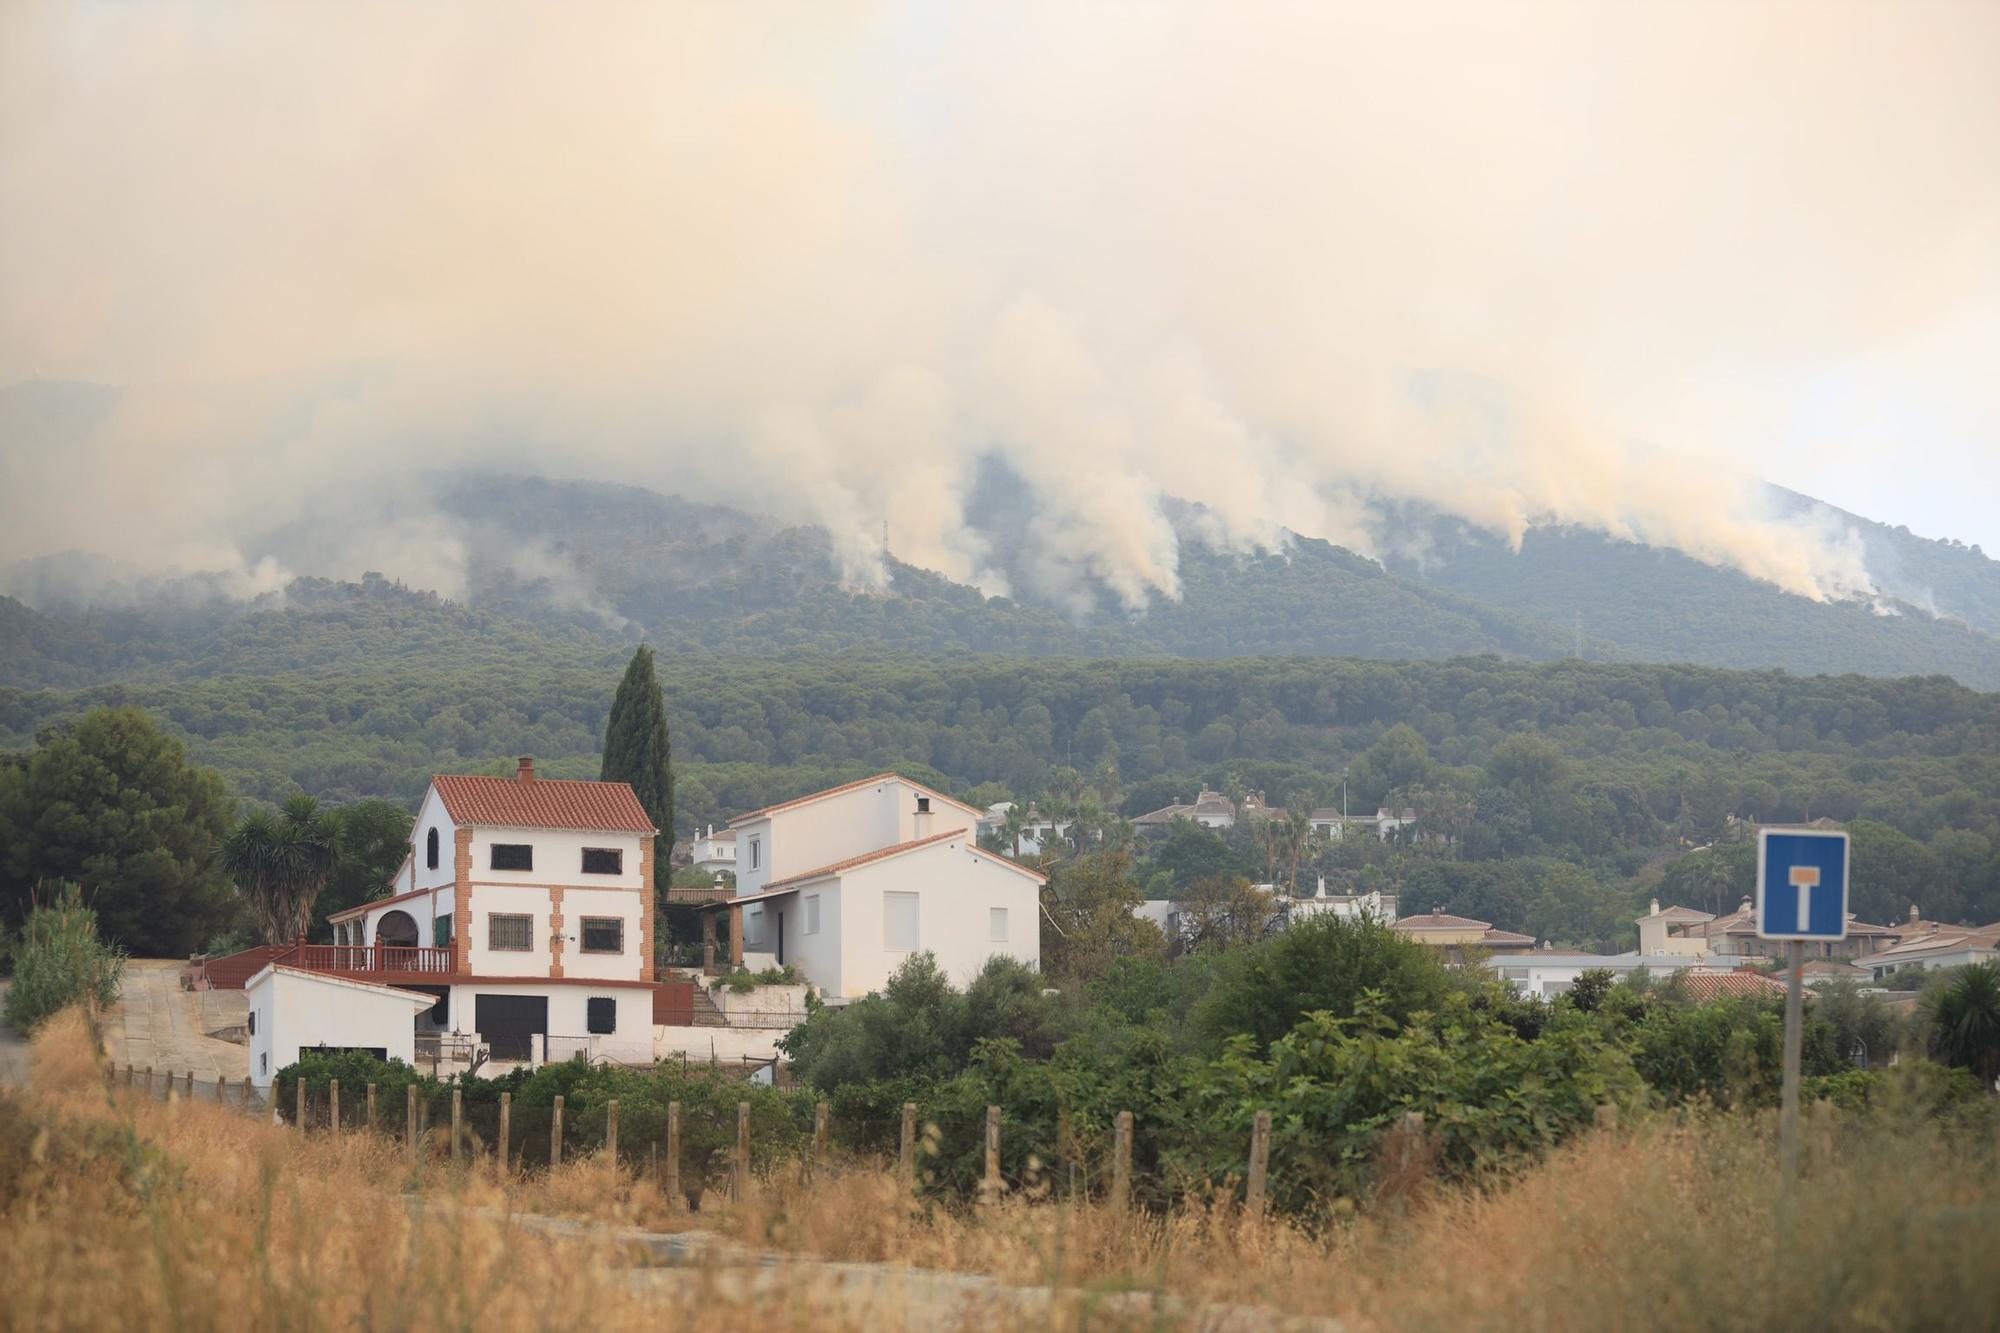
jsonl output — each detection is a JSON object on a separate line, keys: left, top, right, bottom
{"left": 2, "top": 0, "right": 1996, "bottom": 606}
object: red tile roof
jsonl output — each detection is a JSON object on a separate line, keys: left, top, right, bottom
{"left": 729, "top": 772, "right": 983, "bottom": 825}
{"left": 328, "top": 883, "right": 440, "bottom": 922}
{"left": 431, "top": 772, "right": 656, "bottom": 834}
{"left": 1674, "top": 970, "right": 1789, "bottom": 1003}
{"left": 1482, "top": 927, "right": 1535, "bottom": 945}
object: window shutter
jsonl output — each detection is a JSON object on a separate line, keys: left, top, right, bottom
{"left": 883, "top": 892, "right": 919, "bottom": 951}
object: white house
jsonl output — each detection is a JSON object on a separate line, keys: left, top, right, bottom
{"left": 244, "top": 966, "right": 436, "bottom": 1084}
{"left": 1485, "top": 950, "right": 1732, "bottom": 1000}
{"left": 688, "top": 825, "right": 737, "bottom": 876}
{"left": 245, "top": 757, "right": 662, "bottom": 1086}
{"left": 1132, "top": 788, "right": 1280, "bottom": 830}
{"left": 1306, "top": 807, "right": 1417, "bottom": 842}
{"left": 719, "top": 773, "right": 1046, "bottom": 1000}
{"left": 977, "top": 802, "right": 1071, "bottom": 858}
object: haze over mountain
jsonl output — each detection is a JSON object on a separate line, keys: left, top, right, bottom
{"left": 7, "top": 473, "right": 2000, "bottom": 691}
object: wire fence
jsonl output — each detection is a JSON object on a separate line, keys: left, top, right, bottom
{"left": 101, "top": 1062, "right": 1298, "bottom": 1212}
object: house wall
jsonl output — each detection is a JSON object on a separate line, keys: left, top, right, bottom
{"left": 362, "top": 887, "right": 454, "bottom": 946}
{"left": 447, "top": 981, "right": 654, "bottom": 1065}
{"left": 463, "top": 827, "right": 646, "bottom": 892}
{"left": 461, "top": 883, "right": 644, "bottom": 981}
{"left": 410, "top": 788, "right": 459, "bottom": 892}
{"left": 734, "top": 779, "right": 979, "bottom": 897}
{"left": 246, "top": 970, "right": 430, "bottom": 1088}
{"left": 654, "top": 1024, "right": 786, "bottom": 1065}
{"left": 831, "top": 841, "right": 1040, "bottom": 998}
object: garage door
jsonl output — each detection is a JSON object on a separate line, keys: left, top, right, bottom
{"left": 475, "top": 994, "right": 549, "bottom": 1062}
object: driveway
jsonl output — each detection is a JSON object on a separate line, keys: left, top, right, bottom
{"left": 100, "top": 960, "right": 249, "bottom": 1082}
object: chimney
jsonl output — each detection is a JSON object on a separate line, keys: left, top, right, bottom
{"left": 1910, "top": 903, "right": 1920, "bottom": 924}
{"left": 914, "top": 794, "right": 932, "bottom": 837}
{"left": 517, "top": 756, "right": 535, "bottom": 783}
{"left": 1649, "top": 898, "right": 1660, "bottom": 917}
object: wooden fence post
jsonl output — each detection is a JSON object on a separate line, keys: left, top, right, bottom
{"left": 498, "top": 1092, "right": 512, "bottom": 1173}
{"left": 185, "top": 1070, "right": 195, "bottom": 1099}
{"left": 124, "top": 1063, "right": 134, "bottom": 1087}
{"left": 295, "top": 1076, "right": 306, "bottom": 1129}
{"left": 606, "top": 1098, "right": 620, "bottom": 1165}
{"left": 1246, "top": 1110, "right": 1272, "bottom": 1215}
{"left": 899, "top": 1103, "right": 917, "bottom": 1196}
{"left": 982, "top": 1105, "right": 1003, "bottom": 1205}
{"left": 167, "top": 1071, "right": 179, "bottom": 1106}
{"left": 366, "top": 1083, "right": 378, "bottom": 1134}
{"left": 242, "top": 1076, "right": 253, "bottom": 1109}
{"left": 451, "top": 1087, "right": 464, "bottom": 1163}
{"left": 144, "top": 1065, "right": 153, "bottom": 1098}
{"left": 813, "top": 1100, "right": 829, "bottom": 1175}
{"left": 329, "top": 1079, "right": 341, "bottom": 1133}
{"left": 406, "top": 1084, "right": 419, "bottom": 1161}
{"left": 1111, "top": 1110, "right": 1133, "bottom": 1211}
{"left": 216, "top": 1073, "right": 227, "bottom": 1104}
{"left": 551, "top": 1094, "right": 565, "bottom": 1167}
{"left": 734, "top": 1101, "right": 750, "bottom": 1202}
{"left": 665, "top": 1101, "right": 682, "bottom": 1209}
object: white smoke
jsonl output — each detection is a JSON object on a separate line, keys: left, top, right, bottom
{"left": 3, "top": 1, "right": 1997, "bottom": 611}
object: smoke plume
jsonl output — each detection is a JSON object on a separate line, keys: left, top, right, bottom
{"left": 3, "top": 1, "right": 1997, "bottom": 611}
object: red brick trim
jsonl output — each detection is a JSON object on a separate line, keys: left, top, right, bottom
{"left": 548, "top": 886, "right": 565, "bottom": 979}
{"left": 453, "top": 827, "right": 474, "bottom": 971}
{"left": 639, "top": 839, "right": 656, "bottom": 983}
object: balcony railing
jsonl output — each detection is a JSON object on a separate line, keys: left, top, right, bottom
{"left": 292, "top": 944, "right": 456, "bottom": 976}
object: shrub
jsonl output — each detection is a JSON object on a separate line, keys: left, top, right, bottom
{"left": 2, "top": 882, "right": 125, "bottom": 1033}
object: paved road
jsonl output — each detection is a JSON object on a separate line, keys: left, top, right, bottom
{"left": 101, "top": 960, "right": 249, "bottom": 1081}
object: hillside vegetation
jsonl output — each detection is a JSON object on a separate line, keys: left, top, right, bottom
{"left": 8, "top": 473, "right": 2000, "bottom": 687}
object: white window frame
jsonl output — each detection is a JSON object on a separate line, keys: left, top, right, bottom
{"left": 748, "top": 836, "right": 760, "bottom": 870}
{"left": 804, "top": 894, "right": 820, "bottom": 936}
{"left": 884, "top": 892, "right": 919, "bottom": 952}
{"left": 990, "top": 907, "right": 1009, "bottom": 943}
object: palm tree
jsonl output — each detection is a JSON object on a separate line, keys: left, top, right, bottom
{"left": 1001, "top": 804, "right": 1032, "bottom": 860}
{"left": 1924, "top": 963, "right": 2000, "bottom": 1090}
{"left": 222, "top": 795, "right": 340, "bottom": 946}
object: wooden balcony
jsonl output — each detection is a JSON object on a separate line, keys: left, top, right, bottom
{"left": 288, "top": 944, "right": 456, "bottom": 985}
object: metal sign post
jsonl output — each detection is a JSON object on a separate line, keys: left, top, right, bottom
{"left": 1755, "top": 827, "right": 1850, "bottom": 1200}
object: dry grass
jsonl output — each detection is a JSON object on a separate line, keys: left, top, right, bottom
{"left": 0, "top": 1011, "right": 978, "bottom": 1332}
{"left": 9, "top": 1007, "right": 1995, "bottom": 1332}
{"left": 717, "top": 1100, "right": 2000, "bottom": 1331}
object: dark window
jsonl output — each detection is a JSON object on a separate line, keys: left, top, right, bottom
{"left": 434, "top": 914, "right": 453, "bottom": 947}
{"left": 581, "top": 847, "right": 623, "bottom": 875}
{"left": 426, "top": 827, "right": 439, "bottom": 870}
{"left": 581, "top": 917, "right": 624, "bottom": 954}
{"left": 488, "top": 914, "right": 533, "bottom": 951}
{"left": 247, "top": 1010, "right": 256, "bottom": 1036}
{"left": 490, "top": 843, "right": 533, "bottom": 871}
{"left": 586, "top": 997, "right": 617, "bottom": 1034}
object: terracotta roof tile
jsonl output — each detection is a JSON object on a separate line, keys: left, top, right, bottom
{"left": 1675, "top": 970, "right": 1789, "bottom": 1003}
{"left": 432, "top": 772, "right": 655, "bottom": 834}
{"left": 1482, "top": 927, "right": 1535, "bottom": 945}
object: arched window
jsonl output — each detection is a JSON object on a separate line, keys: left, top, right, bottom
{"left": 426, "top": 827, "right": 440, "bottom": 870}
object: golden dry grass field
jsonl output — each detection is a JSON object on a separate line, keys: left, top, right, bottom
{"left": 4, "top": 1009, "right": 1996, "bottom": 1332}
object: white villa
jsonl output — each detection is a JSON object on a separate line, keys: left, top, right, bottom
{"left": 687, "top": 825, "right": 738, "bottom": 877}
{"left": 976, "top": 802, "right": 1071, "bottom": 858}
{"left": 715, "top": 773, "right": 1046, "bottom": 1000}
{"left": 243, "top": 757, "right": 661, "bottom": 1086}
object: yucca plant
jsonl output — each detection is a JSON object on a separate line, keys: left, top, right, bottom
{"left": 1923, "top": 962, "right": 2000, "bottom": 1090}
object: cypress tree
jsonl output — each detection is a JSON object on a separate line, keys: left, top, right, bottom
{"left": 601, "top": 645, "right": 674, "bottom": 882}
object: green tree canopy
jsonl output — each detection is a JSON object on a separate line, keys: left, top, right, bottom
{"left": 221, "top": 794, "right": 339, "bottom": 946}
{"left": 316, "top": 798, "right": 415, "bottom": 927}
{"left": 0, "top": 707, "right": 236, "bottom": 956}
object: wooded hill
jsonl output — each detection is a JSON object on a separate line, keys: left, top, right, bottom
{"left": 8, "top": 473, "right": 2000, "bottom": 688}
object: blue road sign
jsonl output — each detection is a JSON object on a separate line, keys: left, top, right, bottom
{"left": 1756, "top": 828, "right": 1850, "bottom": 940}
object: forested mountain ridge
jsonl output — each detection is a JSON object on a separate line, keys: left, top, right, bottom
{"left": 11, "top": 473, "right": 2000, "bottom": 687}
